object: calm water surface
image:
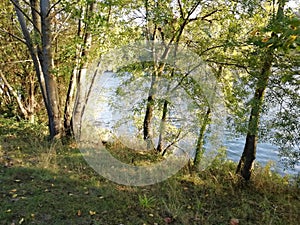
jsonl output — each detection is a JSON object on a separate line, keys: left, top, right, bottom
{"left": 87, "top": 72, "right": 299, "bottom": 176}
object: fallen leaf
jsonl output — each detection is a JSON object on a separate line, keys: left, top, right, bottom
{"left": 76, "top": 210, "right": 82, "bottom": 217}
{"left": 12, "top": 194, "right": 18, "bottom": 198}
{"left": 89, "top": 210, "right": 96, "bottom": 215}
{"left": 18, "top": 218, "right": 24, "bottom": 224}
{"left": 230, "top": 218, "right": 239, "bottom": 225}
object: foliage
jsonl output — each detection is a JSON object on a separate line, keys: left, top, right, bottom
{"left": 0, "top": 0, "right": 299, "bottom": 174}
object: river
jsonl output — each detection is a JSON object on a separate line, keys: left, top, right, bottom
{"left": 84, "top": 71, "right": 299, "bottom": 177}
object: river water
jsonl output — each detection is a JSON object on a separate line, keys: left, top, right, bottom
{"left": 225, "top": 136, "right": 299, "bottom": 176}
{"left": 84, "top": 72, "right": 299, "bottom": 176}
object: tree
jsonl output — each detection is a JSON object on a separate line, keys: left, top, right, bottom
{"left": 236, "top": 0, "right": 300, "bottom": 180}
{"left": 9, "top": 0, "right": 112, "bottom": 139}
{"left": 10, "top": 0, "right": 62, "bottom": 139}
{"left": 142, "top": 0, "right": 221, "bottom": 152}
{"left": 64, "top": 0, "right": 96, "bottom": 138}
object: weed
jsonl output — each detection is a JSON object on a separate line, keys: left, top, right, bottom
{"left": 138, "top": 194, "right": 156, "bottom": 209}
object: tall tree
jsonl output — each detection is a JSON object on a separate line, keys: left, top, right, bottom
{"left": 64, "top": 0, "right": 96, "bottom": 138}
{"left": 11, "top": 0, "right": 62, "bottom": 139}
{"left": 236, "top": 0, "right": 295, "bottom": 180}
{"left": 142, "top": 0, "right": 221, "bottom": 151}
{"left": 8, "top": 0, "right": 111, "bottom": 139}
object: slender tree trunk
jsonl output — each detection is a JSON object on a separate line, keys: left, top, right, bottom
{"left": 64, "top": 66, "right": 78, "bottom": 136}
{"left": 156, "top": 67, "right": 176, "bottom": 153}
{"left": 156, "top": 99, "right": 168, "bottom": 152}
{"left": 143, "top": 68, "right": 158, "bottom": 149}
{"left": 0, "top": 71, "right": 29, "bottom": 119}
{"left": 12, "top": 0, "right": 47, "bottom": 104}
{"left": 28, "top": 74, "right": 35, "bottom": 123}
{"left": 12, "top": 0, "right": 62, "bottom": 139}
{"left": 63, "top": 5, "right": 85, "bottom": 137}
{"left": 142, "top": 0, "right": 199, "bottom": 150}
{"left": 236, "top": 0, "right": 284, "bottom": 180}
{"left": 236, "top": 52, "right": 273, "bottom": 180}
{"left": 193, "top": 107, "right": 211, "bottom": 171}
{"left": 72, "top": 1, "right": 95, "bottom": 140}
{"left": 40, "top": 0, "right": 62, "bottom": 139}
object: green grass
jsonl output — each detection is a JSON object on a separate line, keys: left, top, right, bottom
{"left": 0, "top": 117, "right": 299, "bottom": 225}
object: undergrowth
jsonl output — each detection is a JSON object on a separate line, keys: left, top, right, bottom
{"left": 0, "top": 117, "right": 299, "bottom": 225}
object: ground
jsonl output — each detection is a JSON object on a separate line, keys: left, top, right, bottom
{"left": 0, "top": 117, "right": 299, "bottom": 225}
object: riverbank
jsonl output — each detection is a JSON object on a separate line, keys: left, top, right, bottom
{"left": 0, "top": 118, "right": 299, "bottom": 224}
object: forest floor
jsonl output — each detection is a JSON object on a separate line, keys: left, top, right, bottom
{"left": 0, "top": 117, "right": 299, "bottom": 225}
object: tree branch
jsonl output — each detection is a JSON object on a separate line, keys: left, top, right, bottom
{"left": 205, "top": 59, "right": 250, "bottom": 73}
{"left": 0, "top": 70, "right": 29, "bottom": 118}
{"left": 10, "top": 0, "right": 41, "bottom": 35}
{"left": 0, "top": 27, "right": 27, "bottom": 45}
{"left": 52, "top": 13, "right": 71, "bottom": 41}
{"left": 0, "top": 60, "right": 33, "bottom": 65}
{"left": 188, "top": 9, "right": 221, "bottom": 22}
{"left": 186, "top": 1, "right": 201, "bottom": 19}
{"left": 20, "top": 0, "right": 41, "bottom": 16}
{"left": 177, "top": 0, "right": 184, "bottom": 18}
{"left": 199, "top": 44, "right": 224, "bottom": 55}
{"left": 48, "top": 0, "right": 62, "bottom": 17}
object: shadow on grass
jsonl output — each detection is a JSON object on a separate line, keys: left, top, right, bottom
{"left": 1, "top": 117, "right": 300, "bottom": 225}
{"left": 0, "top": 166, "right": 153, "bottom": 225}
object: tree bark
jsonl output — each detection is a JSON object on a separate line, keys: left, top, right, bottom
{"left": 236, "top": 0, "right": 284, "bottom": 180}
{"left": 63, "top": 5, "right": 85, "bottom": 137}
{"left": 40, "top": 0, "right": 62, "bottom": 139}
{"left": 156, "top": 99, "right": 168, "bottom": 152}
{"left": 193, "top": 107, "right": 211, "bottom": 171}
{"left": 143, "top": 67, "right": 158, "bottom": 149}
{"left": 236, "top": 52, "right": 273, "bottom": 180}
{"left": 71, "top": 1, "right": 95, "bottom": 140}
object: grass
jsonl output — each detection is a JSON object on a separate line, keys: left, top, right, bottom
{"left": 0, "top": 117, "right": 299, "bottom": 225}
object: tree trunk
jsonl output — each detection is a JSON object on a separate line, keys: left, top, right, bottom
{"left": 64, "top": 66, "right": 78, "bottom": 136}
{"left": 0, "top": 71, "right": 29, "bottom": 119}
{"left": 236, "top": 52, "right": 273, "bottom": 180}
{"left": 156, "top": 67, "right": 176, "bottom": 153}
{"left": 142, "top": 1, "right": 199, "bottom": 150}
{"left": 12, "top": 0, "right": 62, "bottom": 139}
{"left": 28, "top": 74, "right": 35, "bottom": 123}
{"left": 40, "top": 0, "right": 62, "bottom": 139}
{"left": 63, "top": 5, "right": 86, "bottom": 137}
{"left": 143, "top": 68, "right": 158, "bottom": 149}
{"left": 236, "top": 0, "right": 284, "bottom": 180}
{"left": 71, "top": 1, "right": 95, "bottom": 140}
{"left": 156, "top": 99, "right": 168, "bottom": 152}
{"left": 193, "top": 107, "right": 211, "bottom": 171}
